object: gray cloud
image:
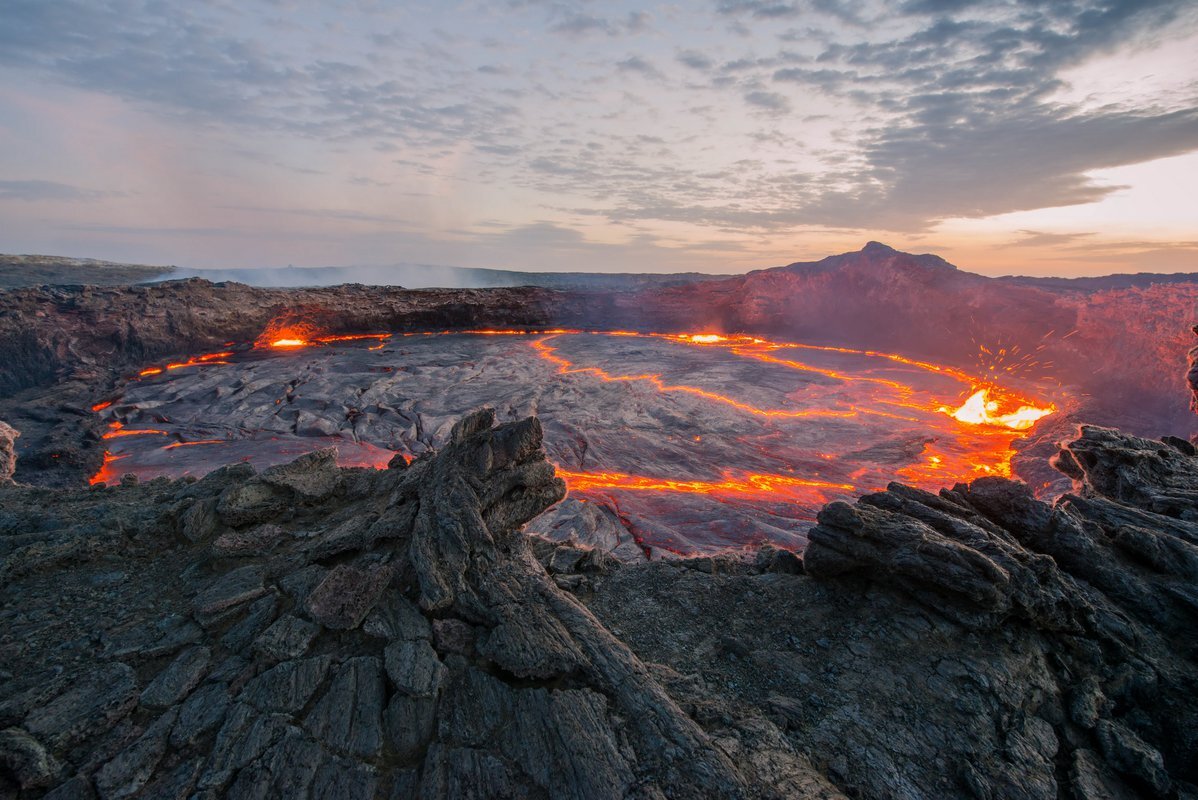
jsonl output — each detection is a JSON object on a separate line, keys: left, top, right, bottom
{"left": 616, "top": 56, "right": 664, "bottom": 80}
{"left": 559, "top": 0, "right": 1198, "bottom": 232}
{"left": 716, "top": 1, "right": 803, "bottom": 20}
{"left": 744, "top": 90, "right": 791, "bottom": 113}
{"left": 1010, "top": 230, "right": 1098, "bottom": 248}
{"left": 0, "top": 1, "right": 521, "bottom": 151}
{"left": 0, "top": 180, "right": 112, "bottom": 201}
{"left": 548, "top": 9, "right": 650, "bottom": 37}
{"left": 677, "top": 50, "right": 715, "bottom": 71}
{"left": 550, "top": 13, "right": 618, "bottom": 36}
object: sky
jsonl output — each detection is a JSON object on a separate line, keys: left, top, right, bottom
{"left": 0, "top": 0, "right": 1196, "bottom": 278}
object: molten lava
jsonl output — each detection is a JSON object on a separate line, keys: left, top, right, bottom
{"left": 529, "top": 330, "right": 1057, "bottom": 498}
{"left": 531, "top": 337, "right": 859, "bottom": 420}
{"left": 255, "top": 319, "right": 323, "bottom": 350}
{"left": 88, "top": 451, "right": 128, "bottom": 485}
{"left": 556, "top": 467, "right": 854, "bottom": 502}
{"left": 162, "top": 439, "right": 225, "bottom": 450}
{"left": 92, "top": 326, "right": 1060, "bottom": 526}
{"left": 134, "top": 351, "right": 234, "bottom": 378}
{"left": 101, "top": 422, "right": 168, "bottom": 439}
{"left": 943, "top": 388, "right": 1055, "bottom": 431}
{"left": 256, "top": 323, "right": 393, "bottom": 350}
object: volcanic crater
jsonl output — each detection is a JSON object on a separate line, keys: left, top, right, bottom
{"left": 90, "top": 326, "right": 1056, "bottom": 557}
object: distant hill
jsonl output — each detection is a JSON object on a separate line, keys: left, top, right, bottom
{"left": 4, "top": 245, "right": 1194, "bottom": 294}
{"left": 169, "top": 263, "right": 728, "bottom": 291}
{"left": 0, "top": 254, "right": 173, "bottom": 288}
{"left": 1003, "top": 272, "right": 1198, "bottom": 292}
{"left": 0, "top": 255, "right": 728, "bottom": 291}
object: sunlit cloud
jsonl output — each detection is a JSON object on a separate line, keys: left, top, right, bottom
{"left": 0, "top": 0, "right": 1194, "bottom": 275}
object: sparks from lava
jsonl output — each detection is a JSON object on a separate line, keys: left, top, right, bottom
{"left": 942, "top": 389, "right": 1054, "bottom": 431}
{"left": 96, "top": 325, "right": 1058, "bottom": 499}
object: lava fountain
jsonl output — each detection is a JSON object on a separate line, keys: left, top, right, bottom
{"left": 944, "top": 388, "right": 1055, "bottom": 430}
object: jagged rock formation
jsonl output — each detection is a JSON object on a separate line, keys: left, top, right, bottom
{"left": 2, "top": 412, "right": 1196, "bottom": 798}
{"left": 0, "top": 410, "right": 840, "bottom": 798}
{"left": 590, "top": 425, "right": 1198, "bottom": 799}
{"left": 1188, "top": 324, "right": 1198, "bottom": 418}
{"left": 0, "top": 421, "right": 17, "bottom": 484}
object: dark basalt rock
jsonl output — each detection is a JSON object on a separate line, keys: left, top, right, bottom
{"left": 2, "top": 412, "right": 1196, "bottom": 798}
{"left": 22, "top": 663, "right": 139, "bottom": 749}
{"left": 785, "top": 424, "right": 1198, "bottom": 797}
{"left": 139, "top": 646, "right": 211, "bottom": 710}
{"left": 252, "top": 614, "right": 319, "bottom": 662}
{"left": 0, "top": 411, "right": 786, "bottom": 798}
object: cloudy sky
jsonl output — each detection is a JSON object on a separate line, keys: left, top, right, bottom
{"left": 1, "top": 0, "right": 1196, "bottom": 277}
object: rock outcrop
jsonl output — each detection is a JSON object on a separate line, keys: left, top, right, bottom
{"left": 0, "top": 420, "right": 16, "bottom": 484}
{"left": 585, "top": 424, "right": 1198, "bottom": 799}
{"left": 2, "top": 414, "right": 1196, "bottom": 798}
{"left": 0, "top": 410, "right": 840, "bottom": 797}
{"left": 1188, "top": 323, "right": 1198, "bottom": 418}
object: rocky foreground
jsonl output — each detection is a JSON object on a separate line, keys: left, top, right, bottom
{"left": 0, "top": 411, "right": 1195, "bottom": 798}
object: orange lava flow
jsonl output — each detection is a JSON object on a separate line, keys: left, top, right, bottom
{"left": 98, "top": 325, "right": 1058, "bottom": 503}
{"left": 660, "top": 331, "right": 1057, "bottom": 430}
{"left": 101, "top": 422, "right": 168, "bottom": 439}
{"left": 136, "top": 351, "right": 234, "bottom": 377}
{"left": 258, "top": 327, "right": 393, "bottom": 350}
{"left": 532, "top": 330, "right": 1056, "bottom": 497}
{"left": 255, "top": 320, "right": 321, "bottom": 350}
{"left": 314, "top": 333, "right": 391, "bottom": 344}
{"left": 530, "top": 337, "right": 859, "bottom": 420}
{"left": 162, "top": 439, "right": 225, "bottom": 450}
{"left": 88, "top": 451, "right": 128, "bottom": 485}
{"left": 557, "top": 467, "right": 853, "bottom": 502}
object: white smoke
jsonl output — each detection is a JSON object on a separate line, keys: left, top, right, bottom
{"left": 160, "top": 263, "right": 524, "bottom": 289}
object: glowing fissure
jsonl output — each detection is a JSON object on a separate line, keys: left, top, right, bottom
{"left": 101, "top": 421, "right": 169, "bottom": 439}
{"left": 530, "top": 337, "right": 857, "bottom": 420}
{"left": 93, "top": 325, "right": 1057, "bottom": 501}
{"left": 556, "top": 467, "right": 854, "bottom": 501}
{"left": 88, "top": 451, "right": 128, "bottom": 485}
{"left": 162, "top": 439, "right": 225, "bottom": 450}
{"left": 137, "top": 350, "right": 234, "bottom": 377}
